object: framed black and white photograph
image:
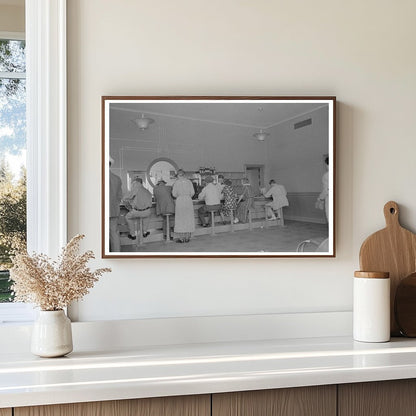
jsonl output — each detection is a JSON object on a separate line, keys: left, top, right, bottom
{"left": 102, "top": 96, "right": 335, "bottom": 258}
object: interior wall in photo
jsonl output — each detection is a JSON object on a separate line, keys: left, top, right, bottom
{"left": 109, "top": 104, "right": 328, "bottom": 197}
{"left": 267, "top": 106, "right": 328, "bottom": 192}
{"left": 266, "top": 106, "right": 329, "bottom": 224}
{"left": 110, "top": 112, "right": 267, "bottom": 192}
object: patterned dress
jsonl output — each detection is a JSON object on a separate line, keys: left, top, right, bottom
{"left": 220, "top": 185, "right": 238, "bottom": 217}
{"left": 172, "top": 177, "right": 195, "bottom": 237}
{"left": 236, "top": 184, "right": 255, "bottom": 223}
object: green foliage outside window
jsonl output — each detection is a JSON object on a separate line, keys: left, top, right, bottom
{"left": 0, "top": 38, "right": 27, "bottom": 302}
{"left": 0, "top": 162, "right": 26, "bottom": 302}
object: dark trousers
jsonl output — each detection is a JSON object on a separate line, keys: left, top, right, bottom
{"left": 198, "top": 204, "right": 221, "bottom": 225}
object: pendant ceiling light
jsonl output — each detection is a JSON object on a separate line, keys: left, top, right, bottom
{"left": 253, "top": 129, "right": 269, "bottom": 141}
{"left": 133, "top": 113, "right": 155, "bottom": 130}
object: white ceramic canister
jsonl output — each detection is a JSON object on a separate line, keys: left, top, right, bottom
{"left": 353, "top": 271, "right": 390, "bottom": 342}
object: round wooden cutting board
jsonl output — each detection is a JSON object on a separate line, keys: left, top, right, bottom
{"left": 395, "top": 272, "right": 416, "bottom": 337}
{"left": 359, "top": 201, "right": 416, "bottom": 336}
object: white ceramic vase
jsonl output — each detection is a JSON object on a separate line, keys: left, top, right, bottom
{"left": 31, "top": 310, "right": 73, "bottom": 357}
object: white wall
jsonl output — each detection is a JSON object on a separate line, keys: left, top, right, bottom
{"left": 67, "top": 0, "right": 416, "bottom": 322}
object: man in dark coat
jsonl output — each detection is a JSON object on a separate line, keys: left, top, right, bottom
{"left": 109, "top": 157, "right": 123, "bottom": 251}
{"left": 153, "top": 180, "right": 175, "bottom": 238}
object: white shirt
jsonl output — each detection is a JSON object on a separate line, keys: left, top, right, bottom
{"left": 198, "top": 183, "right": 221, "bottom": 205}
{"left": 264, "top": 183, "right": 289, "bottom": 210}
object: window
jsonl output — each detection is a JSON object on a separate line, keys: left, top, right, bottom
{"left": 0, "top": 35, "right": 27, "bottom": 307}
{"left": 0, "top": 0, "right": 67, "bottom": 324}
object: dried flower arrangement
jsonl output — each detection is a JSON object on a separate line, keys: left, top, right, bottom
{"left": 10, "top": 234, "right": 111, "bottom": 311}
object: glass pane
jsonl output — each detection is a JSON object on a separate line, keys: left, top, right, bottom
{"left": 0, "top": 74, "right": 27, "bottom": 302}
{"left": 0, "top": 78, "right": 26, "bottom": 153}
{"left": 0, "top": 270, "right": 12, "bottom": 302}
{"left": 0, "top": 39, "right": 26, "bottom": 73}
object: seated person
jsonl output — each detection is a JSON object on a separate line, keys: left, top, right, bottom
{"left": 123, "top": 177, "right": 153, "bottom": 239}
{"left": 191, "top": 180, "right": 199, "bottom": 199}
{"left": 262, "top": 179, "right": 289, "bottom": 220}
{"left": 234, "top": 177, "right": 254, "bottom": 224}
{"left": 197, "top": 175, "right": 222, "bottom": 227}
{"left": 153, "top": 179, "right": 175, "bottom": 238}
{"left": 219, "top": 179, "right": 238, "bottom": 223}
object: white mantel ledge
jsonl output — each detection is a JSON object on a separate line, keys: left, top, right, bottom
{"left": 2, "top": 336, "right": 416, "bottom": 408}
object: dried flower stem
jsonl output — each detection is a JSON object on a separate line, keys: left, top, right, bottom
{"left": 10, "top": 234, "right": 111, "bottom": 310}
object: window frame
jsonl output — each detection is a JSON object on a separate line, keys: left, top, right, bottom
{"left": 0, "top": 31, "right": 24, "bottom": 41}
{"left": 0, "top": 31, "right": 26, "bottom": 78}
{"left": 0, "top": 0, "right": 67, "bottom": 324}
{"left": 26, "top": 0, "right": 67, "bottom": 257}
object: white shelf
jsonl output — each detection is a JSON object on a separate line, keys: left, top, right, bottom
{"left": 2, "top": 335, "right": 416, "bottom": 408}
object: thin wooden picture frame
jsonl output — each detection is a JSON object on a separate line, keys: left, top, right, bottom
{"left": 102, "top": 96, "right": 336, "bottom": 258}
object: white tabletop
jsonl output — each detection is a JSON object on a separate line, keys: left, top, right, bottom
{"left": 2, "top": 336, "right": 416, "bottom": 408}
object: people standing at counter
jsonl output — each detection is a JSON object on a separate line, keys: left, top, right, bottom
{"left": 234, "top": 178, "right": 254, "bottom": 224}
{"left": 197, "top": 175, "right": 222, "bottom": 227}
{"left": 124, "top": 177, "right": 153, "bottom": 240}
{"left": 316, "top": 156, "right": 329, "bottom": 221}
{"left": 215, "top": 174, "right": 225, "bottom": 194}
{"left": 172, "top": 169, "right": 195, "bottom": 243}
{"left": 109, "top": 157, "right": 123, "bottom": 252}
{"left": 262, "top": 179, "right": 289, "bottom": 220}
{"left": 219, "top": 179, "right": 237, "bottom": 223}
{"left": 191, "top": 179, "right": 199, "bottom": 199}
{"left": 153, "top": 179, "right": 175, "bottom": 238}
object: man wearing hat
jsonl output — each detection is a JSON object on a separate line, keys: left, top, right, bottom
{"left": 123, "top": 177, "right": 153, "bottom": 239}
{"left": 197, "top": 175, "right": 222, "bottom": 227}
{"left": 262, "top": 179, "right": 289, "bottom": 220}
{"left": 153, "top": 179, "right": 175, "bottom": 238}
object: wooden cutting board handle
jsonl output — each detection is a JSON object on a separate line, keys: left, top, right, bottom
{"left": 384, "top": 201, "right": 400, "bottom": 228}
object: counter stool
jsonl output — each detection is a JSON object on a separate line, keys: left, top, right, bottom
{"left": 264, "top": 206, "right": 285, "bottom": 228}
{"left": 264, "top": 206, "right": 270, "bottom": 228}
{"left": 230, "top": 209, "right": 235, "bottom": 233}
{"left": 207, "top": 206, "right": 220, "bottom": 236}
{"left": 134, "top": 218, "right": 144, "bottom": 246}
{"left": 248, "top": 208, "right": 253, "bottom": 231}
{"left": 277, "top": 208, "right": 285, "bottom": 227}
{"left": 164, "top": 213, "right": 172, "bottom": 243}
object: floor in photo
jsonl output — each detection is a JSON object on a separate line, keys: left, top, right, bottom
{"left": 120, "top": 220, "right": 329, "bottom": 253}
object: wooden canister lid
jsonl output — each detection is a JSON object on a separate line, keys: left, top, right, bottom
{"left": 354, "top": 271, "right": 390, "bottom": 279}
